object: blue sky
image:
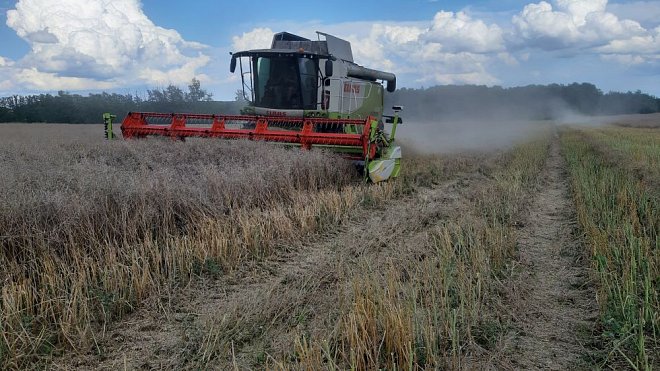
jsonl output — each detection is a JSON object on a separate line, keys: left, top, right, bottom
{"left": 0, "top": 0, "right": 659, "bottom": 99}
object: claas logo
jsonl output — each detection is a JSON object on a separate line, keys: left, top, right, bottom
{"left": 343, "top": 83, "right": 361, "bottom": 94}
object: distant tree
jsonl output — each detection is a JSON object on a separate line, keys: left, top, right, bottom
{"left": 0, "top": 106, "right": 13, "bottom": 121}
{"left": 187, "top": 78, "right": 213, "bottom": 102}
{"left": 164, "top": 85, "right": 185, "bottom": 103}
{"left": 146, "top": 79, "right": 212, "bottom": 104}
{"left": 147, "top": 87, "right": 166, "bottom": 103}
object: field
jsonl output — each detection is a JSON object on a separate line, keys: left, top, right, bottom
{"left": 0, "top": 118, "right": 657, "bottom": 370}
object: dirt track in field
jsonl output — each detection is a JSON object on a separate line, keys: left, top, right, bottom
{"left": 503, "top": 137, "right": 597, "bottom": 369}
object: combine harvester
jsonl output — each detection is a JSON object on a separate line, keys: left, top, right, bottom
{"left": 110, "top": 31, "right": 403, "bottom": 182}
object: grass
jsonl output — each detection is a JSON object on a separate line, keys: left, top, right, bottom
{"left": 561, "top": 127, "right": 658, "bottom": 369}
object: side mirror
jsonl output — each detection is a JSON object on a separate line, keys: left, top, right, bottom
{"left": 384, "top": 115, "right": 403, "bottom": 124}
{"left": 325, "top": 60, "right": 333, "bottom": 77}
{"left": 230, "top": 56, "right": 237, "bottom": 73}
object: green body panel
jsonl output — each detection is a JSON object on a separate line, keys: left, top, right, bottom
{"left": 326, "top": 82, "right": 384, "bottom": 122}
{"left": 103, "top": 113, "right": 116, "bottom": 140}
{"left": 366, "top": 144, "right": 401, "bottom": 182}
{"left": 350, "top": 83, "right": 383, "bottom": 121}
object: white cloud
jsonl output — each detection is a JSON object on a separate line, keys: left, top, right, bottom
{"left": 0, "top": 80, "right": 13, "bottom": 90}
{"left": 498, "top": 52, "right": 519, "bottom": 66}
{"left": 343, "top": 27, "right": 398, "bottom": 71}
{"left": 377, "top": 25, "right": 425, "bottom": 45}
{"left": 328, "top": 18, "right": 501, "bottom": 84}
{"left": 414, "top": 52, "right": 499, "bottom": 84}
{"left": 15, "top": 68, "right": 116, "bottom": 90}
{"left": 425, "top": 71, "right": 498, "bottom": 85}
{"left": 596, "top": 26, "right": 660, "bottom": 54}
{"left": 601, "top": 54, "right": 646, "bottom": 66}
{"left": 509, "top": 0, "right": 660, "bottom": 66}
{"left": 3, "top": 0, "right": 209, "bottom": 91}
{"left": 557, "top": 0, "right": 607, "bottom": 26}
{"left": 512, "top": 0, "right": 646, "bottom": 49}
{"left": 0, "top": 56, "right": 12, "bottom": 67}
{"left": 607, "top": 1, "right": 660, "bottom": 27}
{"left": 138, "top": 54, "right": 212, "bottom": 85}
{"left": 232, "top": 28, "right": 274, "bottom": 51}
{"left": 423, "top": 11, "right": 505, "bottom": 53}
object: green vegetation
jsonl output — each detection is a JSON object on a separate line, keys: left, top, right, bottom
{"left": 0, "top": 78, "right": 244, "bottom": 124}
{"left": 561, "top": 127, "right": 658, "bottom": 369}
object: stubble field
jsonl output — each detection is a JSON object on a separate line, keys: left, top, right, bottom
{"left": 0, "top": 117, "right": 657, "bottom": 370}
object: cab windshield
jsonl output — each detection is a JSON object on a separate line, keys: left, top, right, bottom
{"left": 253, "top": 56, "right": 318, "bottom": 110}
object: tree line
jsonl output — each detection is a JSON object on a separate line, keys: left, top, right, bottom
{"left": 1, "top": 80, "right": 658, "bottom": 124}
{"left": 385, "top": 83, "right": 660, "bottom": 121}
{"left": 0, "top": 79, "right": 245, "bottom": 124}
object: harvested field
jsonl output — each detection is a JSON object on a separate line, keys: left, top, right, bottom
{"left": 0, "top": 124, "right": 359, "bottom": 368}
{"left": 1, "top": 117, "right": 658, "bottom": 370}
{"left": 53, "top": 130, "right": 552, "bottom": 370}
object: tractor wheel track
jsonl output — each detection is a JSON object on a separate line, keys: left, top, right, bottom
{"left": 503, "top": 137, "right": 598, "bottom": 370}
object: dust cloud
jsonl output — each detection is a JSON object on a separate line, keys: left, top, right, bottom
{"left": 393, "top": 119, "right": 551, "bottom": 154}
{"left": 383, "top": 83, "right": 659, "bottom": 153}
{"left": 390, "top": 108, "right": 640, "bottom": 154}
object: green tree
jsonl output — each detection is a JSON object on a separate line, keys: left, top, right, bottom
{"left": 165, "top": 85, "right": 186, "bottom": 102}
{"left": 187, "top": 78, "right": 213, "bottom": 102}
{"left": 147, "top": 88, "right": 166, "bottom": 102}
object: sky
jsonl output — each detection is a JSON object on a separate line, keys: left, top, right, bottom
{"left": 0, "top": 0, "right": 659, "bottom": 100}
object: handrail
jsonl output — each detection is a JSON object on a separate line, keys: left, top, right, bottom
{"left": 325, "top": 78, "right": 373, "bottom": 117}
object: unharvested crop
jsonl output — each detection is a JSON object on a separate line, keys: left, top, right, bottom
{"left": 561, "top": 127, "right": 658, "bottom": 369}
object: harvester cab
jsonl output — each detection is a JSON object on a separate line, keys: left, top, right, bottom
{"left": 118, "top": 31, "right": 403, "bottom": 182}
